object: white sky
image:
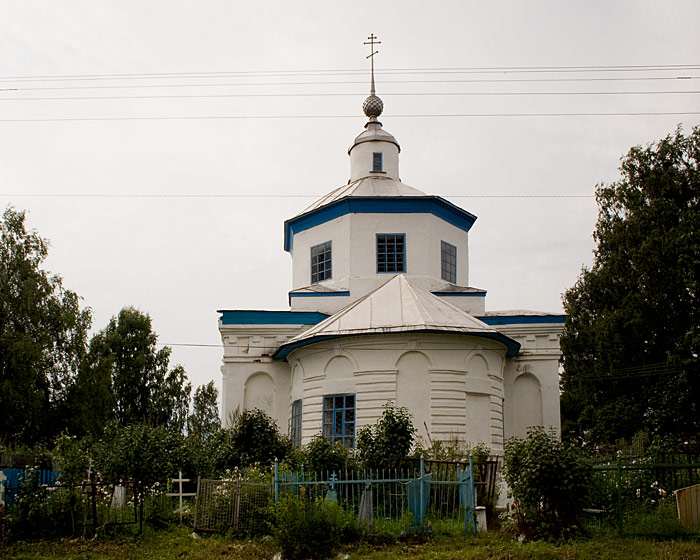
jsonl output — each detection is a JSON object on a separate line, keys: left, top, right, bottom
{"left": 1, "top": 1, "right": 698, "bottom": 402}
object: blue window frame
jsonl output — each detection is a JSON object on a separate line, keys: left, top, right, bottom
{"left": 372, "top": 152, "right": 383, "bottom": 172}
{"left": 441, "top": 241, "right": 457, "bottom": 283}
{"left": 311, "top": 241, "right": 332, "bottom": 283}
{"left": 322, "top": 394, "right": 355, "bottom": 447}
{"left": 291, "top": 399, "right": 302, "bottom": 448}
{"left": 377, "top": 234, "right": 406, "bottom": 273}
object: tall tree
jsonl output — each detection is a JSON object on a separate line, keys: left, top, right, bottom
{"left": 188, "top": 381, "right": 220, "bottom": 440}
{"left": 74, "top": 306, "right": 191, "bottom": 433}
{"left": 560, "top": 126, "right": 700, "bottom": 449}
{"left": 0, "top": 207, "right": 91, "bottom": 446}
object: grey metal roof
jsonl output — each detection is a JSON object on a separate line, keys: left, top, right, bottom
{"left": 274, "top": 275, "right": 520, "bottom": 358}
{"left": 300, "top": 176, "right": 426, "bottom": 214}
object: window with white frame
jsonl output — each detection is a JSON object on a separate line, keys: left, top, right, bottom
{"left": 377, "top": 234, "right": 405, "bottom": 273}
{"left": 441, "top": 241, "right": 457, "bottom": 283}
{"left": 311, "top": 241, "right": 332, "bottom": 283}
{"left": 322, "top": 394, "right": 355, "bottom": 447}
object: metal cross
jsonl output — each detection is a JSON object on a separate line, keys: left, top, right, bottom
{"left": 363, "top": 34, "right": 381, "bottom": 95}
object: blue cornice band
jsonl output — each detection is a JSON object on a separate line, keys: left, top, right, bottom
{"left": 289, "top": 291, "right": 351, "bottom": 298}
{"left": 284, "top": 196, "right": 477, "bottom": 252}
{"left": 433, "top": 292, "right": 486, "bottom": 297}
{"left": 478, "top": 315, "right": 566, "bottom": 325}
{"left": 219, "top": 310, "right": 329, "bottom": 325}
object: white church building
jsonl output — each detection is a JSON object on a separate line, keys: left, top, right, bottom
{"left": 218, "top": 62, "right": 564, "bottom": 455}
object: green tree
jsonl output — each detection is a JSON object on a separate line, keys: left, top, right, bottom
{"left": 356, "top": 403, "right": 416, "bottom": 470}
{"left": 214, "top": 408, "right": 291, "bottom": 471}
{"left": 187, "top": 381, "right": 220, "bottom": 440}
{"left": 0, "top": 207, "right": 91, "bottom": 446}
{"left": 95, "top": 422, "right": 188, "bottom": 486}
{"left": 186, "top": 381, "right": 221, "bottom": 477}
{"left": 73, "top": 307, "right": 191, "bottom": 434}
{"left": 303, "top": 433, "right": 353, "bottom": 475}
{"left": 561, "top": 126, "right": 700, "bottom": 449}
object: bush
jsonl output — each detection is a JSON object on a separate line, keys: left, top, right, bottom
{"left": 304, "top": 434, "right": 354, "bottom": 475}
{"left": 356, "top": 403, "right": 416, "bottom": 471}
{"left": 213, "top": 409, "right": 291, "bottom": 472}
{"left": 274, "top": 493, "right": 354, "bottom": 560}
{"left": 503, "top": 427, "right": 591, "bottom": 541}
{"left": 94, "top": 422, "right": 188, "bottom": 487}
{"left": 6, "top": 467, "right": 75, "bottom": 541}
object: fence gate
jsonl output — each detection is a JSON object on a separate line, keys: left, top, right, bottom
{"left": 194, "top": 477, "right": 273, "bottom": 533}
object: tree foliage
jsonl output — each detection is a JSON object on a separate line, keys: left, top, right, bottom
{"left": 94, "top": 422, "right": 188, "bottom": 486}
{"left": 0, "top": 207, "right": 91, "bottom": 446}
{"left": 213, "top": 408, "right": 291, "bottom": 471}
{"left": 188, "top": 381, "right": 220, "bottom": 440}
{"left": 561, "top": 126, "right": 700, "bottom": 448}
{"left": 356, "top": 403, "right": 416, "bottom": 470}
{"left": 503, "top": 427, "right": 591, "bottom": 541}
{"left": 70, "top": 307, "right": 191, "bottom": 435}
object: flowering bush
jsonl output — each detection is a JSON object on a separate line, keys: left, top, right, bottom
{"left": 503, "top": 427, "right": 591, "bottom": 541}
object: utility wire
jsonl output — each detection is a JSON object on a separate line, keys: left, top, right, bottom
{"left": 1, "top": 64, "right": 698, "bottom": 82}
{"left": 1, "top": 76, "right": 698, "bottom": 94}
{"left": 2, "top": 90, "right": 698, "bottom": 102}
{"left": 579, "top": 362, "right": 685, "bottom": 381}
{"left": 0, "top": 193, "right": 593, "bottom": 199}
{"left": 2, "top": 111, "right": 698, "bottom": 123}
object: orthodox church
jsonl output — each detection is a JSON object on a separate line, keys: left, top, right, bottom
{"left": 218, "top": 50, "right": 564, "bottom": 455}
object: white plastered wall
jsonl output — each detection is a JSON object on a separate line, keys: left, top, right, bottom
{"left": 289, "top": 212, "right": 477, "bottom": 314}
{"left": 286, "top": 333, "right": 508, "bottom": 453}
{"left": 500, "top": 322, "right": 564, "bottom": 439}
{"left": 219, "top": 322, "right": 304, "bottom": 430}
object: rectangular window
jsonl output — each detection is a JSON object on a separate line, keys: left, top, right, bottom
{"left": 377, "top": 234, "right": 406, "bottom": 273}
{"left": 322, "top": 394, "right": 355, "bottom": 448}
{"left": 372, "top": 152, "right": 383, "bottom": 172}
{"left": 311, "top": 241, "right": 332, "bottom": 283}
{"left": 441, "top": 241, "right": 457, "bottom": 283}
{"left": 291, "top": 399, "right": 302, "bottom": 448}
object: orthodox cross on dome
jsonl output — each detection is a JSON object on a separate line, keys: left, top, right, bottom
{"left": 362, "top": 34, "right": 384, "bottom": 120}
{"left": 363, "top": 33, "right": 381, "bottom": 96}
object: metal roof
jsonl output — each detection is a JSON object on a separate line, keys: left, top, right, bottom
{"left": 300, "top": 176, "right": 426, "bottom": 215}
{"left": 274, "top": 275, "right": 520, "bottom": 358}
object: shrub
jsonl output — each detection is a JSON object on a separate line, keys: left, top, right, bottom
{"left": 356, "top": 403, "right": 416, "bottom": 470}
{"left": 304, "top": 434, "right": 354, "bottom": 475}
{"left": 94, "top": 422, "right": 188, "bottom": 487}
{"left": 503, "top": 426, "right": 591, "bottom": 541}
{"left": 274, "top": 493, "right": 354, "bottom": 560}
{"left": 6, "top": 467, "right": 75, "bottom": 541}
{"left": 213, "top": 408, "right": 291, "bottom": 472}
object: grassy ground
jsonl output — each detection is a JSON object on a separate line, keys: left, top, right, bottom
{"left": 3, "top": 526, "right": 700, "bottom": 560}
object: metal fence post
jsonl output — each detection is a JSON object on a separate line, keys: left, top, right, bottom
{"left": 616, "top": 455, "right": 623, "bottom": 537}
{"left": 274, "top": 458, "right": 279, "bottom": 504}
{"left": 419, "top": 456, "right": 425, "bottom": 527}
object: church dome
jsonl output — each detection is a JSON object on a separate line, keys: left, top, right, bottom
{"left": 362, "top": 94, "right": 384, "bottom": 119}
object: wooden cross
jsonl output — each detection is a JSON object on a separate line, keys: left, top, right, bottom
{"left": 167, "top": 470, "right": 196, "bottom": 524}
{"left": 0, "top": 470, "right": 6, "bottom": 506}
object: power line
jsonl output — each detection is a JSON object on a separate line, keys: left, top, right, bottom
{"left": 579, "top": 362, "right": 684, "bottom": 381}
{"left": 1, "top": 111, "right": 698, "bottom": 123}
{"left": 2, "top": 90, "right": 698, "bottom": 102}
{"left": 1, "top": 76, "right": 698, "bottom": 94}
{"left": 0, "top": 193, "right": 594, "bottom": 199}
{"left": 1, "top": 64, "right": 698, "bottom": 82}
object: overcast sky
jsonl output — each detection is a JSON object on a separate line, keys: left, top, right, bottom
{"left": 1, "top": 1, "right": 698, "bottom": 402}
